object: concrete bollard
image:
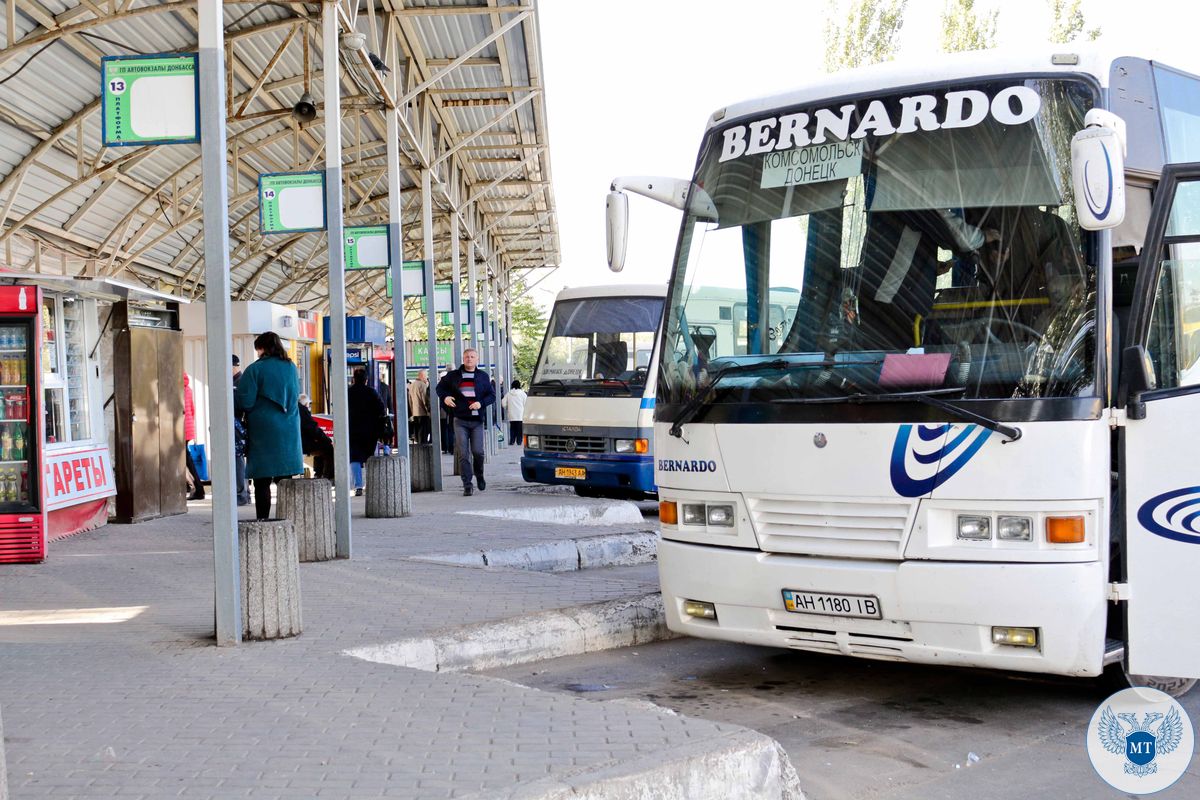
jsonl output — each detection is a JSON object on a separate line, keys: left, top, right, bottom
{"left": 366, "top": 455, "right": 411, "bottom": 518}
{"left": 239, "top": 519, "right": 302, "bottom": 640}
{"left": 410, "top": 443, "right": 437, "bottom": 492}
{"left": 276, "top": 478, "right": 335, "bottom": 562}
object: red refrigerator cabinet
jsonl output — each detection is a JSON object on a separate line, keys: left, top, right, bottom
{"left": 0, "top": 285, "right": 43, "bottom": 563}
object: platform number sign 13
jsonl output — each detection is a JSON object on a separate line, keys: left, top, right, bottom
{"left": 101, "top": 54, "right": 199, "bottom": 147}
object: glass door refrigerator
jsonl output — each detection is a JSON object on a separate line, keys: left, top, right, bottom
{"left": 0, "top": 285, "right": 43, "bottom": 563}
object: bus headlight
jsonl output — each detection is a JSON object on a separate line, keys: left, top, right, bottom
{"left": 525, "top": 435, "right": 540, "bottom": 450}
{"left": 706, "top": 504, "right": 735, "bottom": 527}
{"left": 997, "top": 515, "right": 1032, "bottom": 541}
{"left": 957, "top": 514, "right": 991, "bottom": 541}
{"left": 615, "top": 438, "right": 649, "bottom": 454}
{"left": 681, "top": 503, "right": 707, "bottom": 525}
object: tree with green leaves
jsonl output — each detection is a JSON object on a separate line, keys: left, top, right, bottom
{"left": 1048, "top": 0, "right": 1100, "bottom": 43}
{"left": 509, "top": 285, "right": 547, "bottom": 386}
{"left": 823, "top": 0, "right": 908, "bottom": 73}
{"left": 940, "top": 0, "right": 998, "bottom": 53}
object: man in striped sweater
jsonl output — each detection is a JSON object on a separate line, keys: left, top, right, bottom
{"left": 436, "top": 349, "right": 496, "bottom": 496}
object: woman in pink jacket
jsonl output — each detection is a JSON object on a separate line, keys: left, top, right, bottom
{"left": 184, "top": 372, "right": 204, "bottom": 501}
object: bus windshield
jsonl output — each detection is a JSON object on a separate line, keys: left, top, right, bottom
{"left": 532, "top": 295, "right": 664, "bottom": 396}
{"left": 661, "top": 78, "right": 1098, "bottom": 412}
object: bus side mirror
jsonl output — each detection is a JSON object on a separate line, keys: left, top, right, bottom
{"left": 1123, "top": 344, "right": 1156, "bottom": 419}
{"left": 606, "top": 190, "right": 629, "bottom": 273}
{"left": 1071, "top": 109, "right": 1126, "bottom": 231}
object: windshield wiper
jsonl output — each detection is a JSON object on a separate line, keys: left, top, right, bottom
{"left": 779, "top": 387, "right": 1022, "bottom": 443}
{"left": 583, "top": 377, "right": 631, "bottom": 391}
{"left": 669, "top": 358, "right": 791, "bottom": 438}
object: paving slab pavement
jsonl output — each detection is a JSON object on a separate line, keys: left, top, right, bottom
{"left": 0, "top": 447, "right": 802, "bottom": 799}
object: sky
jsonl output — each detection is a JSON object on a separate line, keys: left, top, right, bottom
{"left": 530, "top": 0, "right": 1200, "bottom": 310}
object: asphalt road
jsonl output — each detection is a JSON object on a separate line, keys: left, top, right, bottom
{"left": 484, "top": 636, "right": 1200, "bottom": 800}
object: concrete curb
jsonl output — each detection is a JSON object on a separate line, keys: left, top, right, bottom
{"left": 410, "top": 530, "right": 658, "bottom": 572}
{"left": 458, "top": 500, "right": 646, "bottom": 527}
{"left": 459, "top": 724, "right": 806, "bottom": 800}
{"left": 0, "top": 704, "right": 7, "bottom": 800}
{"left": 344, "top": 591, "right": 674, "bottom": 672}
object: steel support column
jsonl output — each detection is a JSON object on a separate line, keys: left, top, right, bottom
{"left": 422, "top": 168, "right": 443, "bottom": 486}
{"left": 198, "top": 0, "right": 240, "bottom": 646}
{"left": 324, "top": 3, "right": 352, "bottom": 556}
{"left": 450, "top": 211, "right": 463, "bottom": 368}
{"left": 386, "top": 110, "right": 409, "bottom": 458}
{"left": 467, "top": 236, "right": 478, "bottom": 351}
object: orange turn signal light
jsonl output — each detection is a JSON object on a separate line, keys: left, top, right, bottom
{"left": 1046, "top": 516, "right": 1085, "bottom": 544}
{"left": 634, "top": 438, "right": 650, "bottom": 454}
{"left": 659, "top": 501, "right": 678, "bottom": 525}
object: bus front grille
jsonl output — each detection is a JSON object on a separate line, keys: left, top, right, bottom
{"left": 542, "top": 435, "right": 606, "bottom": 453}
{"left": 746, "top": 496, "right": 913, "bottom": 559}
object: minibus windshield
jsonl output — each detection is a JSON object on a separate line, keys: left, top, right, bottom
{"left": 532, "top": 295, "right": 663, "bottom": 397}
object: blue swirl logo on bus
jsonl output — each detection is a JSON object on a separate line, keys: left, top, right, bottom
{"left": 1137, "top": 487, "right": 1200, "bottom": 545}
{"left": 889, "top": 423, "right": 992, "bottom": 497}
{"left": 1084, "top": 141, "right": 1114, "bottom": 221}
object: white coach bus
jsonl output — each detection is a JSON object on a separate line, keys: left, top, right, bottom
{"left": 520, "top": 285, "right": 666, "bottom": 499}
{"left": 607, "top": 49, "right": 1200, "bottom": 695}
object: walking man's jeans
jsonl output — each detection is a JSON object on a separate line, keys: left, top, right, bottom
{"left": 508, "top": 420, "right": 524, "bottom": 446}
{"left": 453, "top": 417, "right": 485, "bottom": 488}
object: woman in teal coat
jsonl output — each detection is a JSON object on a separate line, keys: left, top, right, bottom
{"left": 235, "top": 331, "right": 303, "bottom": 520}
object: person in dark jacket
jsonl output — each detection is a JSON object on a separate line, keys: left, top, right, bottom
{"left": 436, "top": 349, "right": 495, "bottom": 496}
{"left": 232, "top": 354, "right": 250, "bottom": 506}
{"left": 347, "top": 367, "right": 385, "bottom": 496}
{"left": 298, "top": 393, "right": 334, "bottom": 480}
{"left": 235, "top": 331, "right": 303, "bottom": 520}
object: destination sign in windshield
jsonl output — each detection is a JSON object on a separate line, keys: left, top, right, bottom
{"left": 760, "top": 140, "right": 863, "bottom": 188}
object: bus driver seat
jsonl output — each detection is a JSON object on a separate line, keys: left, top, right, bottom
{"left": 594, "top": 340, "right": 629, "bottom": 380}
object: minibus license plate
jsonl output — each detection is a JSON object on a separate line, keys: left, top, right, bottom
{"left": 555, "top": 467, "right": 586, "bottom": 480}
{"left": 782, "top": 590, "right": 881, "bottom": 619}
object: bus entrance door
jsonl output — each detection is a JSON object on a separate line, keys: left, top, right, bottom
{"left": 1123, "top": 163, "right": 1200, "bottom": 680}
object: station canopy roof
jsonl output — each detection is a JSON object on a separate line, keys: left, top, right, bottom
{"left": 0, "top": 1, "right": 559, "bottom": 316}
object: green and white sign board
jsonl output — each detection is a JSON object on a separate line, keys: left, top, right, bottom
{"left": 101, "top": 54, "right": 199, "bottom": 146}
{"left": 344, "top": 225, "right": 390, "bottom": 269}
{"left": 420, "top": 284, "right": 454, "bottom": 315}
{"left": 385, "top": 261, "right": 429, "bottom": 298}
{"left": 436, "top": 300, "right": 472, "bottom": 333}
{"left": 259, "top": 171, "right": 326, "bottom": 234}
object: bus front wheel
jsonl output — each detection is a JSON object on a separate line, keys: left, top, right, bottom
{"left": 1105, "top": 663, "right": 1197, "bottom": 698}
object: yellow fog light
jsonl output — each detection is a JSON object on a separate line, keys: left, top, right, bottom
{"left": 634, "top": 438, "right": 649, "bottom": 454}
{"left": 659, "top": 501, "right": 678, "bottom": 525}
{"left": 992, "top": 626, "right": 1039, "bottom": 647}
{"left": 684, "top": 600, "right": 717, "bottom": 620}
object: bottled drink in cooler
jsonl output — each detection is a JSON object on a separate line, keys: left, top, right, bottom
{"left": 13, "top": 425, "right": 23, "bottom": 460}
